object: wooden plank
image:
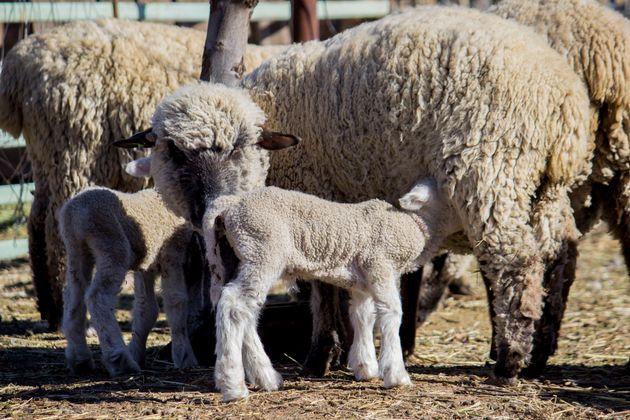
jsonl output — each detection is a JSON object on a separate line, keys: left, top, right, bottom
{"left": 0, "top": 1, "right": 388, "bottom": 23}
{"left": 0, "top": 237, "right": 28, "bottom": 260}
{"left": 0, "top": 183, "right": 34, "bottom": 205}
{"left": 0, "top": 132, "right": 25, "bottom": 148}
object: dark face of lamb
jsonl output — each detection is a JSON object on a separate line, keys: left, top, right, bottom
{"left": 116, "top": 83, "right": 299, "bottom": 228}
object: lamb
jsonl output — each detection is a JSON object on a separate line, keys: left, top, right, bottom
{"left": 201, "top": 180, "right": 458, "bottom": 401}
{"left": 121, "top": 6, "right": 594, "bottom": 382}
{"left": 0, "top": 18, "right": 286, "bottom": 329}
{"left": 59, "top": 187, "right": 200, "bottom": 376}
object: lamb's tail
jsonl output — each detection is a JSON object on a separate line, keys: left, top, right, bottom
{"left": 0, "top": 49, "right": 25, "bottom": 138}
{"left": 202, "top": 195, "right": 240, "bottom": 308}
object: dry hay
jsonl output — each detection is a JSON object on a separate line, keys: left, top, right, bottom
{"left": 0, "top": 224, "right": 628, "bottom": 419}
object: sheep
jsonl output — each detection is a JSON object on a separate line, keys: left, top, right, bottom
{"left": 474, "top": 0, "right": 630, "bottom": 374}
{"left": 121, "top": 6, "right": 594, "bottom": 382}
{"left": 200, "top": 180, "right": 457, "bottom": 401}
{"left": 0, "top": 18, "right": 286, "bottom": 329}
{"left": 59, "top": 186, "right": 200, "bottom": 376}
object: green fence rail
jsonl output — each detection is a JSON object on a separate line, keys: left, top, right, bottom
{"left": 0, "top": 1, "right": 389, "bottom": 23}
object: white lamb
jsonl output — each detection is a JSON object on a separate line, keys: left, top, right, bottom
{"left": 202, "top": 180, "right": 458, "bottom": 401}
{"left": 59, "top": 187, "right": 199, "bottom": 376}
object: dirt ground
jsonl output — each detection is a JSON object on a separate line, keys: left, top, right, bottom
{"left": 0, "top": 224, "right": 628, "bottom": 419}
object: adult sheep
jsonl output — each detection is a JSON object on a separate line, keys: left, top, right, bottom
{"left": 484, "top": 0, "right": 630, "bottom": 374}
{"left": 121, "top": 7, "right": 593, "bottom": 382}
{"left": 0, "top": 19, "right": 285, "bottom": 329}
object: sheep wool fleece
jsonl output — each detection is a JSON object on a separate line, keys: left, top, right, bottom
{"left": 241, "top": 7, "right": 593, "bottom": 377}
{"left": 489, "top": 0, "right": 630, "bottom": 372}
{"left": 0, "top": 17, "right": 285, "bottom": 328}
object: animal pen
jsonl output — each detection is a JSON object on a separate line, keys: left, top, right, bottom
{"left": 0, "top": 0, "right": 629, "bottom": 418}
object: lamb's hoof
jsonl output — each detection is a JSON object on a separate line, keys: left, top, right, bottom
{"left": 68, "top": 358, "right": 95, "bottom": 375}
{"left": 382, "top": 368, "right": 412, "bottom": 388}
{"left": 106, "top": 351, "right": 141, "bottom": 377}
{"left": 256, "top": 369, "right": 284, "bottom": 392}
{"left": 222, "top": 386, "right": 250, "bottom": 402}
{"left": 448, "top": 280, "right": 473, "bottom": 296}
{"left": 352, "top": 361, "right": 379, "bottom": 381}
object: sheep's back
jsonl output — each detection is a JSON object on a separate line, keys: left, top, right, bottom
{"left": 491, "top": 0, "right": 630, "bottom": 179}
{"left": 246, "top": 7, "right": 592, "bottom": 224}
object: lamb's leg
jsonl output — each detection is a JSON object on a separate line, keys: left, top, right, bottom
{"left": 242, "top": 323, "right": 283, "bottom": 391}
{"left": 85, "top": 254, "right": 140, "bottom": 377}
{"left": 348, "top": 290, "right": 378, "bottom": 380}
{"left": 128, "top": 271, "right": 160, "bottom": 368}
{"left": 215, "top": 267, "right": 279, "bottom": 401}
{"left": 371, "top": 269, "right": 411, "bottom": 388}
{"left": 160, "top": 265, "right": 199, "bottom": 369}
{"left": 62, "top": 245, "right": 95, "bottom": 374}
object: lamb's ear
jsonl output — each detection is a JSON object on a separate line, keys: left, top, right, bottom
{"left": 125, "top": 157, "right": 151, "bottom": 178}
{"left": 256, "top": 130, "right": 300, "bottom": 150}
{"left": 113, "top": 128, "right": 157, "bottom": 149}
{"left": 399, "top": 180, "right": 436, "bottom": 211}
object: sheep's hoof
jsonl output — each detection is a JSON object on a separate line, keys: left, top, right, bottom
{"left": 222, "top": 386, "right": 249, "bottom": 402}
{"left": 174, "top": 352, "right": 199, "bottom": 369}
{"left": 106, "top": 351, "right": 141, "bottom": 377}
{"left": 487, "top": 374, "right": 518, "bottom": 386}
{"left": 128, "top": 344, "right": 146, "bottom": 368}
{"left": 68, "top": 358, "right": 95, "bottom": 375}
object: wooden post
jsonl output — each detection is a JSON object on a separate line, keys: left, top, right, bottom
{"left": 291, "top": 0, "right": 319, "bottom": 42}
{"left": 112, "top": 0, "right": 119, "bottom": 18}
{"left": 200, "top": 0, "right": 258, "bottom": 85}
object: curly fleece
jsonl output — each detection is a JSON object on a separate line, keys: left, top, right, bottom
{"left": 488, "top": 0, "right": 630, "bottom": 370}
{"left": 0, "top": 18, "right": 285, "bottom": 326}
{"left": 151, "top": 7, "right": 593, "bottom": 378}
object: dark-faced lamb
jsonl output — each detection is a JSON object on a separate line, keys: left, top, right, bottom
{"left": 59, "top": 187, "right": 199, "bottom": 376}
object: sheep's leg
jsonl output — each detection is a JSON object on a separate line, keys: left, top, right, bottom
{"left": 160, "top": 265, "right": 199, "bottom": 369}
{"left": 215, "top": 268, "right": 278, "bottom": 401}
{"left": 85, "top": 255, "right": 140, "bottom": 377}
{"left": 44, "top": 205, "right": 65, "bottom": 330}
{"left": 482, "top": 274, "right": 498, "bottom": 361}
{"left": 302, "top": 282, "right": 347, "bottom": 376}
{"left": 521, "top": 184, "right": 580, "bottom": 377}
{"left": 242, "top": 323, "right": 283, "bottom": 391}
{"left": 128, "top": 271, "right": 160, "bottom": 368}
{"left": 476, "top": 229, "right": 544, "bottom": 382}
{"left": 399, "top": 269, "right": 422, "bottom": 358}
{"left": 416, "top": 253, "right": 450, "bottom": 327}
{"left": 348, "top": 290, "right": 378, "bottom": 380}
{"left": 370, "top": 270, "right": 411, "bottom": 388}
{"left": 28, "top": 179, "right": 55, "bottom": 329}
{"left": 62, "top": 245, "right": 95, "bottom": 374}
{"left": 524, "top": 239, "right": 578, "bottom": 377}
